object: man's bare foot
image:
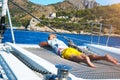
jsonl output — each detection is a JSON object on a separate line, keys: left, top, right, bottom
{"left": 105, "top": 54, "right": 119, "bottom": 65}
{"left": 113, "top": 57, "right": 119, "bottom": 63}
{"left": 86, "top": 57, "right": 96, "bottom": 68}
{"left": 88, "top": 63, "right": 96, "bottom": 68}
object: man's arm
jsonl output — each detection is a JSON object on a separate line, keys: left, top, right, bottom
{"left": 39, "top": 42, "right": 49, "bottom": 47}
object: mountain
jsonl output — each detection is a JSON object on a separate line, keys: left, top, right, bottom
{"left": 9, "top": 0, "right": 56, "bottom": 19}
{"left": 50, "top": 0, "right": 99, "bottom": 11}
{"left": 7, "top": 0, "right": 120, "bottom": 34}
{"left": 65, "top": 0, "right": 99, "bottom": 9}
{"left": 9, "top": 0, "right": 99, "bottom": 19}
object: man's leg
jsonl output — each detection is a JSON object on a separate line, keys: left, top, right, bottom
{"left": 88, "top": 54, "right": 119, "bottom": 64}
{"left": 69, "top": 54, "right": 96, "bottom": 68}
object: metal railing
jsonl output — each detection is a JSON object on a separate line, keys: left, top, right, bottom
{"left": 90, "top": 22, "right": 112, "bottom": 46}
{"left": 1, "top": 0, "right": 15, "bottom": 44}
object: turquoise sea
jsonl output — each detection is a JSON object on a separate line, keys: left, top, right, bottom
{"left": 2, "top": 29, "right": 120, "bottom": 48}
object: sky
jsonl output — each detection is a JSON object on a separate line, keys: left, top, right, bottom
{"left": 96, "top": 0, "right": 120, "bottom": 5}
{"left": 29, "top": 0, "right": 120, "bottom": 5}
{"left": 29, "top": 0, "right": 64, "bottom": 5}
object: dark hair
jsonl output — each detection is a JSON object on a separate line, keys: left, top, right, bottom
{"left": 48, "top": 36, "right": 50, "bottom": 40}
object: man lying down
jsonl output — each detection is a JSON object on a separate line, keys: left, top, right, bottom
{"left": 39, "top": 34, "right": 119, "bottom": 68}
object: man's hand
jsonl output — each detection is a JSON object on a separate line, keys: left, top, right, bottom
{"left": 39, "top": 42, "right": 48, "bottom": 47}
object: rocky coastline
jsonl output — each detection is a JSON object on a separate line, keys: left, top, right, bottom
{"left": 16, "top": 18, "right": 120, "bottom": 37}
{"left": 17, "top": 25, "right": 120, "bottom": 37}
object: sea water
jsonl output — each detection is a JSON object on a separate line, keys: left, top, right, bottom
{"left": 2, "top": 29, "right": 120, "bottom": 48}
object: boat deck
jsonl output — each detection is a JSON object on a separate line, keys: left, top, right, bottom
{"left": 24, "top": 47, "right": 120, "bottom": 79}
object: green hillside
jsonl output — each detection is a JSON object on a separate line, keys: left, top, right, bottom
{"left": 7, "top": 0, "right": 120, "bottom": 34}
